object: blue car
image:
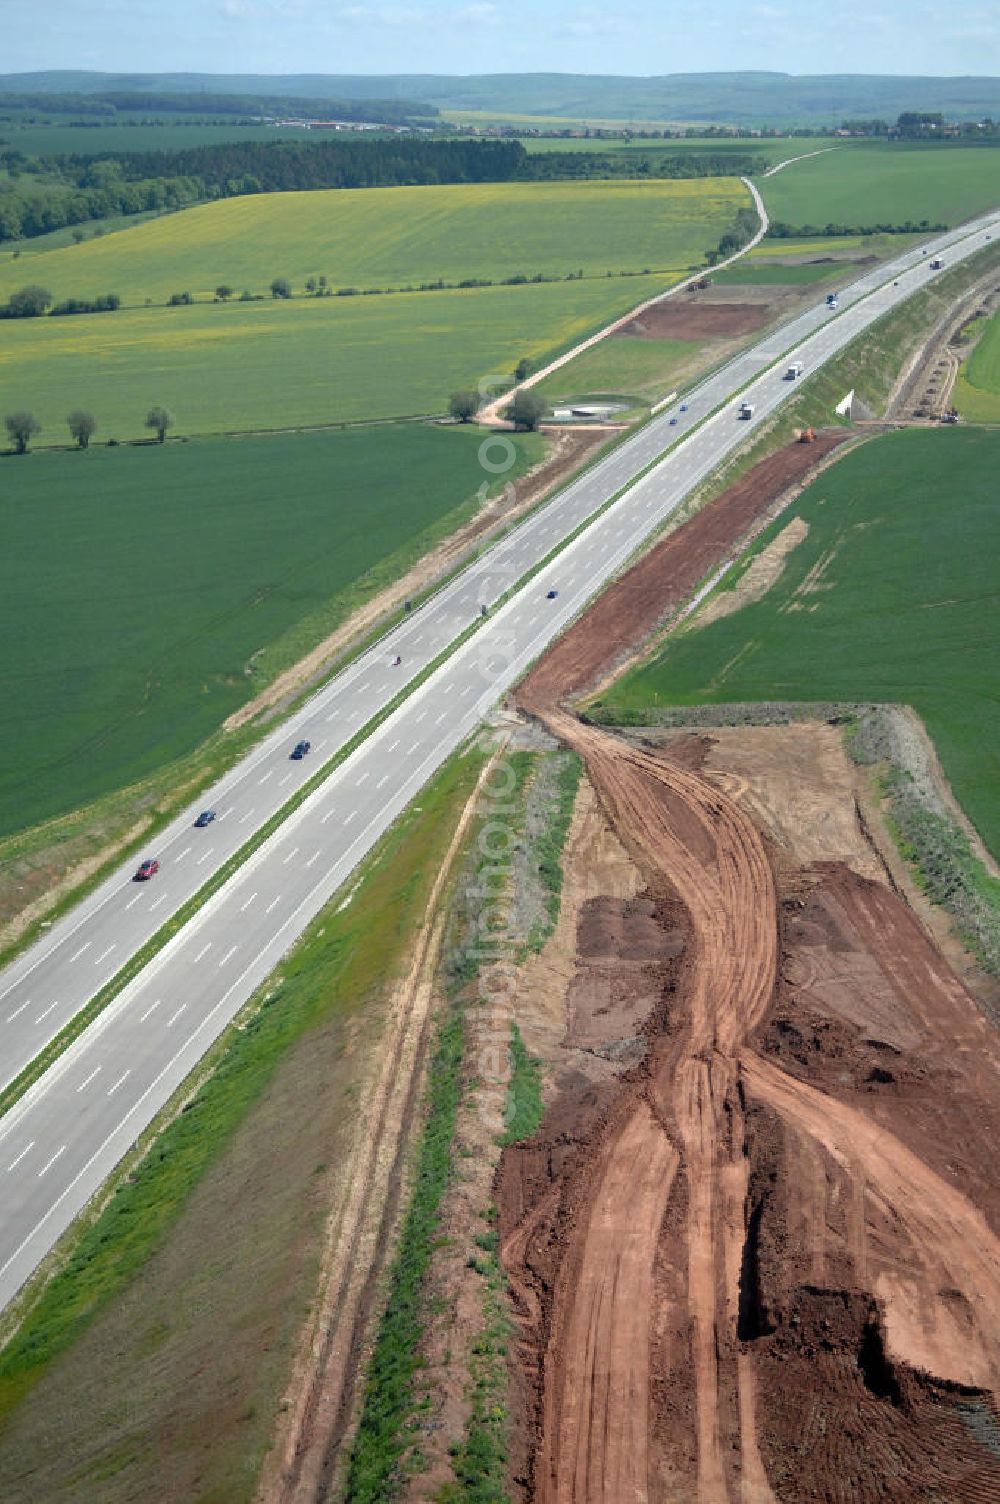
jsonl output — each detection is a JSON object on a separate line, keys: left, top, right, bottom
{"left": 546, "top": 589, "right": 558, "bottom": 600}
{"left": 194, "top": 810, "right": 216, "bottom": 828}
{"left": 291, "top": 739, "right": 311, "bottom": 760}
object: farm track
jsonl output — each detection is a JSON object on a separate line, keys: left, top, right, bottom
{"left": 503, "top": 432, "right": 1000, "bottom": 1499}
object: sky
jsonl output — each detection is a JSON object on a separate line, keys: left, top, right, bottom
{"left": 2, "top": 0, "right": 998, "bottom": 79}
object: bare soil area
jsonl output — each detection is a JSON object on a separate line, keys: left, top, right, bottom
{"left": 499, "top": 710, "right": 1000, "bottom": 1501}
{"left": 621, "top": 301, "right": 775, "bottom": 340}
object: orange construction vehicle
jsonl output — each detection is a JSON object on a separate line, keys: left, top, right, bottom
{"left": 799, "top": 426, "right": 816, "bottom": 443}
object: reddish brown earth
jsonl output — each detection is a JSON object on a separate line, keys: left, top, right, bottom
{"left": 519, "top": 431, "right": 851, "bottom": 712}
{"left": 621, "top": 301, "right": 774, "bottom": 340}
{"left": 502, "top": 445, "right": 1000, "bottom": 1501}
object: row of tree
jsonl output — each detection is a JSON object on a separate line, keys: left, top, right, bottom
{"left": 767, "top": 219, "right": 948, "bottom": 239}
{"left": 4, "top": 406, "right": 174, "bottom": 454}
{"left": 0, "top": 284, "right": 120, "bottom": 318}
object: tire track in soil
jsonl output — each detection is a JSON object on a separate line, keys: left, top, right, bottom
{"left": 510, "top": 709, "right": 780, "bottom": 1503}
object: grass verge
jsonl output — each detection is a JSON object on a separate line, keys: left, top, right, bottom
{"left": 341, "top": 1000, "right": 467, "bottom": 1502}
{"left": 442, "top": 1021, "right": 546, "bottom": 1504}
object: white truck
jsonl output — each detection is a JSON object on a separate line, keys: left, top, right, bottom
{"left": 739, "top": 401, "right": 755, "bottom": 419}
{"left": 786, "top": 362, "right": 803, "bottom": 380}
{"left": 826, "top": 292, "right": 839, "bottom": 309}
{"left": 930, "top": 257, "right": 944, "bottom": 270}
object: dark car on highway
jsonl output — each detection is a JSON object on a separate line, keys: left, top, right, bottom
{"left": 134, "top": 858, "right": 160, "bottom": 881}
{"left": 194, "top": 810, "right": 216, "bottom": 828}
{"left": 546, "top": 589, "right": 559, "bottom": 599}
{"left": 291, "top": 739, "right": 311, "bottom": 760}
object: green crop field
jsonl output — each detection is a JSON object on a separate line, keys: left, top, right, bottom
{"left": 0, "top": 272, "right": 688, "bottom": 439}
{"left": 749, "top": 231, "right": 925, "bottom": 261}
{"left": 954, "top": 308, "right": 1000, "bottom": 420}
{"left": 600, "top": 428, "right": 1000, "bottom": 860}
{"left": 759, "top": 143, "right": 1000, "bottom": 229}
{"left": 0, "top": 121, "right": 363, "bottom": 156}
{"left": 0, "top": 178, "right": 746, "bottom": 307}
{"left": 710, "top": 260, "right": 843, "bottom": 285}
{"left": 0, "top": 423, "right": 541, "bottom": 838}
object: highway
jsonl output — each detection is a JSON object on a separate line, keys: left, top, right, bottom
{"left": 0, "top": 207, "right": 997, "bottom": 1312}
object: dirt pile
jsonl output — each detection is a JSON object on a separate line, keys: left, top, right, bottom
{"left": 622, "top": 301, "right": 774, "bottom": 340}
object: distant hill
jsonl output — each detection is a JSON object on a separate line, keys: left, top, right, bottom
{"left": 1, "top": 71, "right": 999, "bottom": 124}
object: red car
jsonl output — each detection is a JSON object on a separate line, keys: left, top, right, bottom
{"left": 134, "top": 858, "right": 160, "bottom": 881}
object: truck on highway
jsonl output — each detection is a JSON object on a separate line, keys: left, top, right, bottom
{"left": 739, "top": 401, "right": 755, "bottom": 419}
{"left": 786, "top": 361, "right": 803, "bottom": 380}
{"left": 930, "top": 257, "right": 944, "bottom": 270}
{"left": 826, "top": 292, "right": 839, "bottom": 308}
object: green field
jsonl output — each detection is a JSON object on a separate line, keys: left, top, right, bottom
{"left": 0, "top": 121, "right": 369, "bottom": 156}
{"left": 0, "top": 272, "right": 687, "bottom": 439}
{"left": 955, "top": 307, "right": 1000, "bottom": 420}
{"left": 750, "top": 231, "right": 926, "bottom": 261}
{"left": 0, "top": 178, "right": 746, "bottom": 307}
{"left": 759, "top": 142, "right": 1000, "bottom": 229}
{"left": 536, "top": 332, "right": 700, "bottom": 407}
{"left": 709, "top": 260, "right": 843, "bottom": 285}
{"left": 599, "top": 428, "right": 1000, "bottom": 860}
{"left": 0, "top": 424, "right": 540, "bottom": 838}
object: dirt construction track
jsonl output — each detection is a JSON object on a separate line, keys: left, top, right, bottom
{"left": 504, "top": 443, "right": 1000, "bottom": 1501}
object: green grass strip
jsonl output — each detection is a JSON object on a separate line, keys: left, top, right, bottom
{"left": 342, "top": 1004, "right": 466, "bottom": 1503}
{"left": 501, "top": 1023, "right": 544, "bottom": 1146}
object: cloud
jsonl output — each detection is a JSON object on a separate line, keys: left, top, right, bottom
{"left": 455, "top": 1, "right": 500, "bottom": 24}
{"left": 557, "top": 4, "right": 632, "bottom": 39}
{"left": 333, "top": 3, "right": 426, "bottom": 24}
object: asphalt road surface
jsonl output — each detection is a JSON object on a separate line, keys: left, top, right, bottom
{"left": 0, "top": 209, "right": 997, "bottom": 1312}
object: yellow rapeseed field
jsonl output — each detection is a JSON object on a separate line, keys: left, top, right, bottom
{"left": 0, "top": 178, "right": 747, "bottom": 308}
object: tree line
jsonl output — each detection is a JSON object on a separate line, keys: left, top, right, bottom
{"left": 0, "top": 167, "right": 203, "bottom": 241}
{"left": 767, "top": 219, "right": 948, "bottom": 239}
{"left": 0, "top": 284, "right": 120, "bottom": 318}
{"left": 4, "top": 406, "right": 174, "bottom": 453}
